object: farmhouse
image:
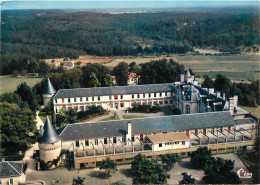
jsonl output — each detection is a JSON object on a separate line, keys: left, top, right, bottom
{"left": 0, "top": 161, "right": 25, "bottom": 185}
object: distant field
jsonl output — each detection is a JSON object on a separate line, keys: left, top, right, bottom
{"left": 0, "top": 75, "right": 42, "bottom": 95}
{"left": 239, "top": 106, "right": 260, "bottom": 119}
{"left": 176, "top": 54, "right": 259, "bottom": 81}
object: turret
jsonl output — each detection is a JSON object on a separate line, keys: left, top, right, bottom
{"left": 42, "top": 78, "right": 56, "bottom": 107}
{"left": 38, "top": 116, "right": 61, "bottom": 169}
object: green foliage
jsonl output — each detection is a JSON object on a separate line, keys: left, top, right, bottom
{"left": 179, "top": 172, "right": 195, "bottom": 184}
{"left": 72, "top": 177, "right": 85, "bottom": 185}
{"left": 161, "top": 153, "right": 181, "bottom": 170}
{"left": 112, "top": 62, "right": 129, "bottom": 86}
{"left": 16, "top": 82, "right": 38, "bottom": 112}
{"left": 190, "top": 147, "right": 212, "bottom": 169}
{"left": 129, "top": 103, "right": 162, "bottom": 113}
{"left": 0, "top": 102, "right": 37, "bottom": 155}
{"left": 99, "top": 158, "right": 118, "bottom": 178}
{"left": 139, "top": 59, "right": 184, "bottom": 84}
{"left": 109, "top": 181, "right": 126, "bottom": 185}
{"left": 214, "top": 74, "right": 231, "bottom": 95}
{"left": 0, "top": 92, "right": 22, "bottom": 106}
{"left": 129, "top": 62, "right": 140, "bottom": 75}
{"left": 131, "top": 154, "right": 169, "bottom": 184}
{"left": 202, "top": 75, "right": 214, "bottom": 88}
{"left": 203, "top": 157, "right": 241, "bottom": 184}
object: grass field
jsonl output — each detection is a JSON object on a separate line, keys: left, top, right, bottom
{"left": 239, "top": 106, "right": 260, "bottom": 118}
{"left": 0, "top": 75, "right": 43, "bottom": 95}
{"left": 104, "top": 54, "right": 260, "bottom": 81}
{"left": 124, "top": 115, "right": 147, "bottom": 119}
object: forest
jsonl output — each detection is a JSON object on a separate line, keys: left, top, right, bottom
{"left": 1, "top": 8, "right": 259, "bottom": 75}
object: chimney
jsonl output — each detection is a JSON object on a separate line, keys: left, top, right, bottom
{"left": 40, "top": 125, "right": 44, "bottom": 137}
{"left": 234, "top": 95, "right": 238, "bottom": 107}
{"left": 216, "top": 91, "right": 221, "bottom": 98}
{"left": 127, "top": 122, "right": 132, "bottom": 145}
{"left": 2, "top": 158, "right": 5, "bottom": 162}
{"left": 229, "top": 97, "right": 235, "bottom": 115}
{"left": 180, "top": 74, "right": 184, "bottom": 83}
{"left": 193, "top": 80, "right": 198, "bottom": 86}
{"left": 222, "top": 93, "right": 226, "bottom": 100}
{"left": 208, "top": 88, "right": 214, "bottom": 94}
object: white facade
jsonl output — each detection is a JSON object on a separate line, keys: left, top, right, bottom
{"left": 53, "top": 91, "right": 173, "bottom": 113}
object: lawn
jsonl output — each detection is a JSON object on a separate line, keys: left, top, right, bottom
{"left": 0, "top": 75, "right": 42, "bottom": 95}
{"left": 124, "top": 115, "right": 147, "bottom": 119}
{"left": 100, "top": 116, "right": 119, "bottom": 121}
{"left": 239, "top": 106, "right": 260, "bottom": 118}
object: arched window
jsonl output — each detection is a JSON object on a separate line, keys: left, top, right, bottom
{"left": 185, "top": 104, "right": 190, "bottom": 114}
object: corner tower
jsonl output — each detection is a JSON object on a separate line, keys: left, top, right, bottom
{"left": 38, "top": 116, "right": 61, "bottom": 169}
{"left": 43, "top": 78, "right": 56, "bottom": 107}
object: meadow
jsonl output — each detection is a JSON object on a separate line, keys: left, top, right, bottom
{"left": 0, "top": 75, "right": 42, "bottom": 95}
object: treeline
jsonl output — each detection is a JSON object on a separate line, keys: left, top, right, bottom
{"left": 1, "top": 9, "right": 259, "bottom": 74}
{"left": 202, "top": 74, "right": 259, "bottom": 107}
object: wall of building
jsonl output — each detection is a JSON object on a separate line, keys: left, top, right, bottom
{"left": 53, "top": 91, "right": 172, "bottom": 113}
{"left": 43, "top": 93, "right": 54, "bottom": 107}
{"left": 39, "top": 141, "right": 61, "bottom": 163}
{"left": 152, "top": 139, "right": 190, "bottom": 151}
{"left": 0, "top": 175, "right": 23, "bottom": 185}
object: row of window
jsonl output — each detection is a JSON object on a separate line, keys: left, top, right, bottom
{"left": 55, "top": 92, "right": 171, "bottom": 104}
{"left": 75, "top": 135, "right": 141, "bottom": 147}
{"left": 158, "top": 141, "right": 185, "bottom": 147}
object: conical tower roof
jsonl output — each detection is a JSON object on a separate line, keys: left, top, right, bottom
{"left": 43, "top": 78, "right": 56, "bottom": 94}
{"left": 40, "top": 116, "right": 60, "bottom": 144}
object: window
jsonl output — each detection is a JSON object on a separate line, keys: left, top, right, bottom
{"left": 121, "top": 95, "right": 123, "bottom": 99}
{"left": 86, "top": 97, "right": 88, "bottom": 101}
{"left": 131, "top": 135, "right": 135, "bottom": 142}
{"left": 120, "top": 103, "right": 124, "bottom": 108}
{"left": 149, "top": 93, "right": 151, "bottom": 98}
{"left": 98, "top": 96, "right": 100, "bottom": 101}
{"left": 165, "top": 92, "right": 168, "bottom": 96}
{"left": 140, "top": 134, "right": 143, "bottom": 141}
{"left": 9, "top": 179, "right": 13, "bottom": 185}
{"left": 182, "top": 141, "right": 185, "bottom": 145}
{"left": 114, "top": 95, "right": 118, "bottom": 100}
{"left": 160, "top": 92, "right": 162, "bottom": 97}
{"left": 154, "top": 93, "right": 156, "bottom": 97}
{"left": 143, "top": 93, "right": 145, "bottom": 98}
{"left": 185, "top": 104, "right": 190, "bottom": 114}
{"left": 62, "top": 98, "right": 64, "bottom": 103}
{"left": 0, "top": 180, "right": 2, "bottom": 185}
{"left": 95, "top": 139, "right": 98, "bottom": 145}
{"left": 68, "top": 98, "right": 71, "bottom": 103}
{"left": 85, "top": 140, "right": 89, "bottom": 146}
{"left": 55, "top": 99, "right": 57, "bottom": 103}
{"left": 113, "top": 137, "right": 117, "bottom": 144}
{"left": 212, "top": 128, "right": 215, "bottom": 134}
{"left": 220, "top": 127, "right": 223, "bottom": 132}
{"left": 137, "top": 94, "right": 140, "bottom": 98}
{"left": 159, "top": 143, "right": 162, "bottom": 147}
{"left": 122, "top": 136, "right": 126, "bottom": 143}
{"left": 132, "top": 94, "right": 134, "bottom": 99}
{"left": 74, "top": 98, "right": 77, "bottom": 102}
{"left": 195, "top": 129, "right": 198, "bottom": 135}
{"left": 92, "top": 97, "right": 95, "bottom": 101}
{"left": 104, "top": 138, "right": 107, "bottom": 144}
{"left": 80, "top": 97, "right": 83, "bottom": 102}
{"left": 109, "top": 96, "right": 112, "bottom": 100}
{"left": 76, "top": 140, "right": 79, "bottom": 147}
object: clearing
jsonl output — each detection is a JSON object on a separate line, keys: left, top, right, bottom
{"left": 239, "top": 106, "right": 260, "bottom": 119}
{"left": 0, "top": 75, "right": 42, "bottom": 95}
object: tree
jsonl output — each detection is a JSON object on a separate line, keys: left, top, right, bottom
{"left": 72, "top": 176, "right": 85, "bottom": 185}
{"left": 203, "top": 157, "right": 241, "bottom": 184}
{"left": 131, "top": 154, "right": 169, "bottom": 184}
{"left": 190, "top": 147, "right": 212, "bottom": 169}
{"left": 0, "top": 102, "right": 37, "bottom": 155}
{"left": 179, "top": 172, "right": 195, "bottom": 184}
{"left": 38, "top": 60, "right": 51, "bottom": 77}
{"left": 99, "top": 157, "right": 118, "bottom": 178}
{"left": 161, "top": 153, "right": 181, "bottom": 170}
{"left": 16, "top": 82, "right": 38, "bottom": 112}
{"left": 139, "top": 59, "right": 184, "bottom": 84}
{"left": 0, "top": 92, "right": 22, "bottom": 106}
{"left": 112, "top": 62, "right": 129, "bottom": 86}
{"left": 214, "top": 74, "right": 231, "bottom": 95}
{"left": 202, "top": 75, "right": 214, "bottom": 88}
{"left": 129, "top": 62, "right": 140, "bottom": 74}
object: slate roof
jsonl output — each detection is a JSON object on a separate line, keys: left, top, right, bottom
{"left": 53, "top": 83, "right": 175, "bottom": 99}
{"left": 234, "top": 118, "right": 255, "bottom": 125}
{"left": 43, "top": 78, "right": 56, "bottom": 94}
{"left": 40, "top": 116, "right": 60, "bottom": 144}
{"left": 58, "top": 111, "right": 235, "bottom": 141}
{"left": 0, "top": 161, "right": 22, "bottom": 178}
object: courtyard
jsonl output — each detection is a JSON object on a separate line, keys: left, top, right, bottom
{"left": 26, "top": 153, "right": 253, "bottom": 184}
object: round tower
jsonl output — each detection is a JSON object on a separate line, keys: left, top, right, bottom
{"left": 43, "top": 78, "right": 56, "bottom": 108}
{"left": 38, "top": 116, "right": 61, "bottom": 169}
